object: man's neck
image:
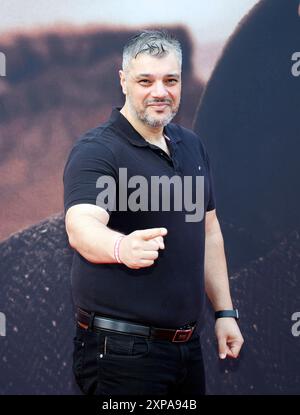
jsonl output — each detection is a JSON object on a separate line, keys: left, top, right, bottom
{"left": 120, "top": 106, "right": 164, "bottom": 144}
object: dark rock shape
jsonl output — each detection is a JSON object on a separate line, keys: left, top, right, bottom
{"left": 194, "top": 0, "right": 300, "bottom": 271}
{"left": 0, "top": 213, "right": 77, "bottom": 394}
{"left": 0, "top": 26, "right": 196, "bottom": 124}
{"left": 202, "top": 229, "right": 300, "bottom": 395}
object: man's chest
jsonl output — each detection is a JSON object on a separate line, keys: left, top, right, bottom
{"left": 115, "top": 141, "right": 206, "bottom": 179}
{"left": 106, "top": 142, "right": 208, "bottom": 221}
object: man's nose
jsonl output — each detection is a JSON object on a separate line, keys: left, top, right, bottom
{"left": 151, "top": 81, "right": 168, "bottom": 98}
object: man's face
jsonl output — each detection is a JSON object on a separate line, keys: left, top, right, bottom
{"left": 120, "top": 51, "right": 182, "bottom": 128}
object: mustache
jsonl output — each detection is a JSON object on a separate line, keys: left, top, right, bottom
{"left": 145, "top": 99, "right": 172, "bottom": 105}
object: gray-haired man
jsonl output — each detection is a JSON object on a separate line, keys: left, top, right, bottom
{"left": 63, "top": 30, "right": 244, "bottom": 396}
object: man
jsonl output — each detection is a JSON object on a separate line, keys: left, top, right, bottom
{"left": 63, "top": 30, "right": 244, "bottom": 396}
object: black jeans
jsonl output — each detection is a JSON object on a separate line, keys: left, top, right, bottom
{"left": 73, "top": 325, "right": 206, "bottom": 396}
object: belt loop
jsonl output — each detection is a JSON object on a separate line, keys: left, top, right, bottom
{"left": 88, "top": 312, "right": 96, "bottom": 331}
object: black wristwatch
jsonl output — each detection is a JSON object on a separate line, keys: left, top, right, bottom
{"left": 215, "top": 309, "right": 239, "bottom": 320}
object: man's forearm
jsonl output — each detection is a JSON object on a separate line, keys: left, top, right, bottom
{"left": 204, "top": 228, "right": 233, "bottom": 311}
{"left": 67, "top": 214, "right": 122, "bottom": 264}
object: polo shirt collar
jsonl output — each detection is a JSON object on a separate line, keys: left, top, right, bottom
{"left": 109, "top": 107, "right": 181, "bottom": 147}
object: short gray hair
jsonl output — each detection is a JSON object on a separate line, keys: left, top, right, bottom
{"left": 122, "top": 30, "right": 182, "bottom": 72}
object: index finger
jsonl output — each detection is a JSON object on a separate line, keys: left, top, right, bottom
{"left": 139, "top": 227, "right": 168, "bottom": 241}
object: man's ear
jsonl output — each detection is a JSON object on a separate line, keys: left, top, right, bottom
{"left": 119, "top": 70, "right": 127, "bottom": 95}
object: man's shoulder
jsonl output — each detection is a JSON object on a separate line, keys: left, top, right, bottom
{"left": 64, "top": 120, "right": 120, "bottom": 170}
{"left": 74, "top": 120, "right": 117, "bottom": 149}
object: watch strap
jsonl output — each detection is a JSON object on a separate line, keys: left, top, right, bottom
{"left": 215, "top": 309, "right": 239, "bottom": 320}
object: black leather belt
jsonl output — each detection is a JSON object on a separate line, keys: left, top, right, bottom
{"left": 77, "top": 308, "right": 196, "bottom": 343}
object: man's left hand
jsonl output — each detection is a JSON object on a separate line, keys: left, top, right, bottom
{"left": 215, "top": 318, "right": 244, "bottom": 359}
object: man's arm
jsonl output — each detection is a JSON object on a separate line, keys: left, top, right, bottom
{"left": 204, "top": 209, "right": 244, "bottom": 359}
{"left": 65, "top": 203, "right": 167, "bottom": 268}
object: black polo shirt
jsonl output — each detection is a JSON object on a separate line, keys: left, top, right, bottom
{"left": 63, "top": 108, "right": 216, "bottom": 328}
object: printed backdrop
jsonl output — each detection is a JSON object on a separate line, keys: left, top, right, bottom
{"left": 0, "top": 0, "right": 299, "bottom": 394}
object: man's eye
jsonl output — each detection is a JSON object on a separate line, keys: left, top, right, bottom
{"left": 139, "top": 80, "right": 151, "bottom": 85}
{"left": 166, "top": 79, "right": 178, "bottom": 85}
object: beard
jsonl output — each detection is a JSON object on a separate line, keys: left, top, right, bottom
{"left": 127, "top": 96, "right": 179, "bottom": 128}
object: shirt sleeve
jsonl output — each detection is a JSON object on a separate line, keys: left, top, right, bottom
{"left": 63, "top": 140, "right": 118, "bottom": 215}
{"left": 193, "top": 131, "right": 216, "bottom": 212}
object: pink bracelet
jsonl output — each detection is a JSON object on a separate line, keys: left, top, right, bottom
{"left": 114, "top": 235, "right": 125, "bottom": 264}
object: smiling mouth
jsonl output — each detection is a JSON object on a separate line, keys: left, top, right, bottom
{"left": 147, "top": 103, "right": 170, "bottom": 108}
